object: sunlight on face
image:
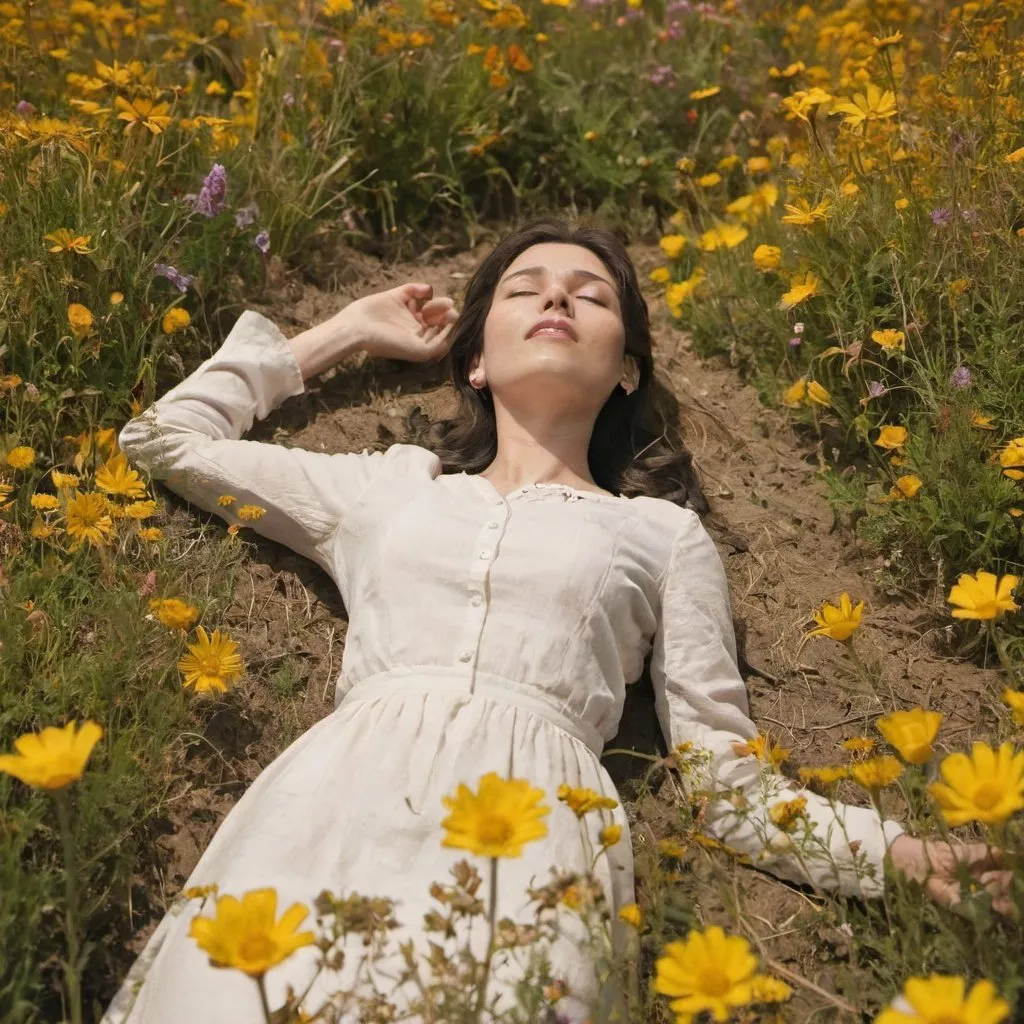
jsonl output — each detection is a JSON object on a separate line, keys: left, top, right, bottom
{"left": 475, "top": 243, "right": 626, "bottom": 413}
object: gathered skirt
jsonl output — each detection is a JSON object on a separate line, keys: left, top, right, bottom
{"left": 101, "top": 673, "right": 635, "bottom": 1024}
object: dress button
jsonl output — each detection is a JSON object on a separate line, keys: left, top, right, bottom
{"left": 458, "top": 649, "right": 473, "bottom": 662}
{"left": 479, "top": 551, "right": 490, "bottom": 559}
{"left": 487, "top": 521, "right": 499, "bottom": 529}
{"left": 470, "top": 594, "right": 483, "bottom": 607}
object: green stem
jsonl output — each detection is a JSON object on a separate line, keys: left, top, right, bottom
{"left": 842, "top": 638, "right": 875, "bottom": 693}
{"left": 256, "top": 975, "right": 274, "bottom": 1024}
{"left": 988, "top": 622, "right": 1021, "bottom": 686}
{"left": 473, "top": 858, "right": 499, "bottom": 1023}
{"left": 55, "top": 790, "right": 83, "bottom": 1024}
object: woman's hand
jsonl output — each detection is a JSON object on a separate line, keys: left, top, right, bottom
{"left": 340, "top": 282, "right": 459, "bottom": 363}
{"left": 889, "top": 834, "right": 1014, "bottom": 914}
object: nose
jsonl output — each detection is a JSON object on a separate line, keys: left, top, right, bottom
{"left": 541, "top": 280, "right": 572, "bottom": 314}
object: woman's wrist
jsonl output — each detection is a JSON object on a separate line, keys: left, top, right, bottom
{"left": 287, "top": 308, "right": 366, "bottom": 381}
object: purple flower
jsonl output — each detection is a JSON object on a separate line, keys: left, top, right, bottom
{"left": 254, "top": 230, "right": 270, "bottom": 255}
{"left": 930, "top": 207, "right": 953, "bottom": 227}
{"left": 153, "top": 263, "right": 195, "bottom": 293}
{"left": 187, "top": 162, "right": 228, "bottom": 218}
{"left": 960, "top": 207, "right": 978, "bottom": 223}
{"left": 15, "top": 100, "right": 36, "bottom": 118}
{"left": 788, "top": 335, "right": 801, "bottom": 347}
{"left": 647, "top": 65, "right": 676, "bottom": 88}
{"left": 950, "top": 365, "right": 972, "bottom": 389}
{"left": 868, "top": 380, "right": 888, "bottom": 398}
{"left": 234, "top": 202, "right": 259, "bottom": 229}
{"left": 282, "top": 92, "right": 295, "bottom": 107}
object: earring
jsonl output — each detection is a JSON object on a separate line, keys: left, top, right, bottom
{"left": 469, "top": 372, "right": 485, "bottom": 389}
{"left": 619, "top": 355, "right": 640, "bottom": 396}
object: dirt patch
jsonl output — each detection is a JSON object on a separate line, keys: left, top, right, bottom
{"left": 127, "top": 239, "right": 1004, "bottom": 1017}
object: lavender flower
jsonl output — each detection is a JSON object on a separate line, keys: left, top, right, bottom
{"left": 153, "top": 263, "right": 195, "bottom": 293}
{"left": 647, "top": 65, "right": 676, "bottom": 88}
{"left": 960, "top": 207, "right": 978, "bottom": 223}
{"left": 187, "top": 162, "right": 228, "bottom": 218}
{"left": 950, "top": 365, "right": 972, "bottom": 389}
{"left": 15, "top": 100, "right": 36, "bottom": 118}
{"left": 788, "top": 335, "right": 801, "bottom": 347}
{"left": 234, "top": 202, "right": 259, "bottom": 229}
{"left": 254, "top": 230, "right": 271, "bottom": 255}
{"left": 282, "top": 92, "right": 295, "bottom": 107}
{"left": 868, "top": 380, "right": 888, "bottom": 398}
{"left": 930, "top": 207, "right": 953, "bottom": 227}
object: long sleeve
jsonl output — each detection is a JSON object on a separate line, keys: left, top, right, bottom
{"left": 649, "top": 510, "right": 905, "bottom": 898}
{"left": 119, "top": 309, "right": 436, "bottom": 577}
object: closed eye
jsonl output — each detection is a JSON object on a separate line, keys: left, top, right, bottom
{"left": 509, "top": 290, "right": 605, "bottom": 305}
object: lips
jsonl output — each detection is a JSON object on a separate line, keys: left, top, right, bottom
{"left": 527, "top": 317, "right": 578, "bottom": 340}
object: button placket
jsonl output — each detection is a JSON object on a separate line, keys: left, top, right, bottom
{"left": 456, "top": 500, "right": 509, "bottom": 682}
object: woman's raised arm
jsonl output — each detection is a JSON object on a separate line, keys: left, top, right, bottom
{"left": 119, "top": 286, "right": 457, "bottom": 576}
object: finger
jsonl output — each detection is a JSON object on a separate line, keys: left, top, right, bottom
{"left": 949, "top": 841, "right": 1004, "bottom": 871}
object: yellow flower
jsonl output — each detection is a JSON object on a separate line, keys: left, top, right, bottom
{"left": 768, "top": 61, "right": 804, "bottom": 79}
{"left": 654, "top": 925, "right": 758, "bottom": 1022}
{"left": 44, "top": 228, "right": 94, "bottom": 254}
{"left": 583, "top": 130, "right": 599, "bottom": 142}
{"left": 875, "top": 425, "right": 908, "bottom": 450}
{"left": 806, "top": 380, "right": 831, "bottom": 407}
{"left": 189, "top": 888, "right": 315, "bottom": 978}
{"left": 237, "top": 504, "right": 267, "bottom": 522}
{"left": 178, "top": 627, "right": 245, "bottom": 694}
{"left": 997, "top": 437, "right": 1024, "bottom": 480}
{"left": 781, "top": 197, "right": 831, "bottom": 225}
{"left": 31, "top": 493, "right": 60, "bottom": 511}
{"left": 875, "top": 974, "right": 1009, "bottom": 1024}
{"left": 769, "top": 797, "right": 807, "bottom": 832}
{"left": 797, "top": 765, "right": 849, "bottom": 788}
{"left": 778, "top": 271, "right": 819, "bottom": 310}
{"left": 929, "top": 742, "right": 1024, "bottom": 826}
{"left": 876, "top": 708, "right": 944, "bottom": 764}
{"left": 750, "top": 974, "right": 793, "bottom": 1004}
{"left": 5, "top": 446, "right": 36, "bottom": 470}
{"left": 894, "top": 197, "right": 910, "bottom": 210}
{"left": 659, "top": 234, "right": 687, "bottom": 260}
{"left": 115, "top": 95, "right": 173, "bottom": 134}
{"left": 30, "top": 517, "right": 58, "bottom": 540}
{"left": 806, "top": 592, "right": 864, "bottom": 642}
{"left": 1001, "top": 689, "right": 1024, "bottom": 726}
{"left": 696, "top": 224, "right": 748, "bottom": 251}
{"left": 123, "top": 499, "right": 158, "bottom": 519}
{"left": 618, "top": 902, "right": 643, "bottom": 928}
{"left": 871, "top": 31, "right": 903, "bottom": 48}
{"left": 138, "top": 527, "right": 164, "bottom": 542}
{"left": 1003, "top": 147, "right": 1024, "bottom": 164}
{"left": 557, "top": 783, "right": 618, "bottom": 817}
{"left": 149, "top": 597, "right": 200, "bottom": 631}
{"left": 217, "top": 494, "right": 237, "bottom": 506}
{"left": 441, "top": 772, "right": 550, "bottom": 857}
{"left": 831, "top": 82, "right": 898, "bottom": 131}
{"left": 599, "top": 824, "right": 623, "bottom": 847}
{"left": 94, "top": 452, "right": 147, "bottom": 498}
{"left": 850, "top": 755, "right": 903, "bottom": 792}
{"left": 67, "top": 302, "right": 94, "bottom": 340}
{"left": 162, "top": 307, "right": 191, "bottom": 334}
{"left": 649, "top": 266, "right": 671, "bottom": 284}
{"left": 890, "top": 474, "right": 923, "bottom": 500}
{"left": 657, "top": 838, "right": 688, "bottom": 859}
{"left": 731, "top": 732, "right": 790, "bottom": 769}
{"left": 676, "top": 157, "right": 696, "bottom": 173}
{"left": 697, "top": 172, "right": 722, "bottom": 188}
{"left": 752, "top": 244, "right": 782, "bottom": 271}
{"left": 51, "top": 470, "right": 80, "bottom": 489}
{"left": 65, "top": 491, "right": 114, "bottom": 548}
{"left": 110, "top": 291, "right": 124, "bottom": 305}
{"left": 947, "top": 571, "right": 1020, "bottom": 621}
{"left": 0, "top": 720, "right": 103, "bottom": 790}
{"left": 689, "top": 86, "right": 721, "bottom": 100}
{"left": 872, "top": 328, "right": 906, "bottom": 351}
{"left": 0, "top": 374, "right": 22, "bottom": 390}
{"left": 842, "top": 737, "right": 876, "bottom": 754}
{"left": 746, "top": 156, "right": 772, "bottom": 174}
{"left": 665, "top": 268, "right": 706, "bottom": 311}
{"left": 782, "top": 377, "right": 807, "bottom": 408}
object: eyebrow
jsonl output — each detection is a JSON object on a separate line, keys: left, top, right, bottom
{"left": 501, "top": 266, "right": 616, "bottom": 290}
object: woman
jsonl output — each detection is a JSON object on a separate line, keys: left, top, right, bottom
{"left": 103, "top": 219, "right": 1003, "bottom": 1023}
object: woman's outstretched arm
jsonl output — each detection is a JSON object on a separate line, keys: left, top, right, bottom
{"left": 119, "top": 285, "right": 457, "bottom": 576}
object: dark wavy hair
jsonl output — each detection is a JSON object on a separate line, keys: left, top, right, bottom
{"left": 426, "top": 217, "right": 708, "bottom": 514}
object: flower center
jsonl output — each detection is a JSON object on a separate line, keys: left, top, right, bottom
{"left": 478, "top": 814, "right": 514, "bottom": 845}
{"left": 199, "top": 655, "right": 224, "bottom": 676}
{"left": 698, "top": 967, "right": 731, "bottom": 998}
{"left": 972, "top": 781, "right": 1003, "bottom": 810}
{"left": 238, "top": 933, "right": 275, "bottom": 964}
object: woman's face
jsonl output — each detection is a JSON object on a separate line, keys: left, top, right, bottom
{"left": 472, "top": 242, "right": 626, "bottom": 414}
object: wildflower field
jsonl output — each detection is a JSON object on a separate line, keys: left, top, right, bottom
{"left": 2, "top": 0, "right": 1024, "bottom": 1020}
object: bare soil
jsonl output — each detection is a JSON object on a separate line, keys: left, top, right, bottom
{"left": 122, "top": 240, "right": 1006, "bottom": 1021}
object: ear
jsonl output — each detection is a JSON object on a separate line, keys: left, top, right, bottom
{"left": 619, "top": 354, "right": 640, "bottom": 395}
{"left": 468, "top": 353, "right": 487, "bottom": 389}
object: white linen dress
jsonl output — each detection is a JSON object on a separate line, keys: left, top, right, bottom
{"left": 101, "top": 310, "right": 905, "bottom": 1024}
